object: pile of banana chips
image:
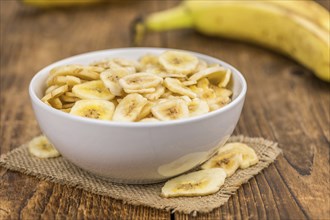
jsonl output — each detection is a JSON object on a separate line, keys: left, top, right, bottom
{"left": 41, "top": 50, "right": 233, "bottom": 122}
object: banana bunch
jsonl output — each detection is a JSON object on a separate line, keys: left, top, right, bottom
{"left": 21, "top": 0, "right": 105, "bottom": 8}
{"left": 137, "top": 0, "right": 330, "bottom": 82}
{"left": 161, "top": 142, "right": 258, "bottom": 197}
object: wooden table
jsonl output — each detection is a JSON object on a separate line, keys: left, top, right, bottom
{"left": 1, "top": 1, "right": 329, "bottom": 219}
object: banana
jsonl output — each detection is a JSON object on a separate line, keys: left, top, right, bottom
{"left": 167, "top": 95, "right": 191, "bottom": 103}
{"left": 112, "top": 93, "right": 148, "bottom": 122}
{"left": 93, "top": 58, "right": 138, "bottom": 73}
{"left": 48, "top": 98, "right": 63, "bottom": 109}
{"left": 60, "top": 94, "right": 80, "bottom": 103}
{"left": 45, "top": 85, "right": 59, "bottom": 94}
{"left": 42, "top": 50, "right": 234, "bottom": 122}
{"left": 70, "top": 100, "right": 115, "bottom": 120}
{"left": 146, "top": 65, "right": 187, "bottom": 78}
{"left": 22, "top": 0, "right": 105, "bottom": 7}
{"left": 48, "top": 75, "right": 82, "bottom": 87}
{"left": 193, "top": 78, "right": 232, "bottom": 111}
{"left": 136, "top": 101, "right": 153, "bottom": 121}
{"left": 62, "top": 103, "right": 75, "bottom": 109}
{"left": 201, "top": 151, "right": 243, "bottom": 177}
{"left": 189, "top": 66, "right": 226, "bottom": 82}
{"left": 188, "top": 98, "right": 210, "bottom": 117}
{"left": 143, "top": 85, "right": 165, "bottom": 101}
{"left": 219, "top": 143, "right": 259, "bottom": 169}
{"left": 160, "top": 89, "right": 174, "bottom": 99}
{"left": 41, "top": 85, "right": 69, "bottom": 102}
{"left": 64, "top": 92, "right": 78, "bottom": 97}
{"left": 151, "top": 99, "right": 189, "bottom": 121}
{"left": 100, "top": 68, "right": 130, "bottom": 96}
{"left": 47, "top": 65, "right": 102, "bottom": 86}
{"left": 217, "top": 69, "right": 232, "bottom": 88}
{"left": 161, "top": 168, "right": 226, "bottom": 198}
{"left": 181, "top": 80, "right": 197, "bottom": 86}
{"left": 140, "top": 0, "right": 330, "bottom": 82}
{"left": 28, "top": 135, "right": 60, "bottom": 159}
{"left": 190, "top": 66, "right": 232, "bottom": 88}
{"left": 208, "top": 96, "right": 231, "bottom": 111}
{"left": 72, "top": 80, "right": 115, "bottom": 100}
{"left": 159, "top": 50, "right": 199, "bottom": 75}
{"left": 112, "top": 58, "right": 141, "bottom": 71}
{"left": 124, "top": 88, "right": 156, "bottom": 94}
{"left": 196, "top": 78, "right": 217, "bottom": 101}
{"left": 210, "top": 85, "right": 233, "bottom": 98}
{"left": 119, "top": 73, "right": 163, "bottom": 93}
{"left": 164, "top": 78, "right": 197, "bottom": 98}
{"left": 195, "top": 59, "right": 208, "bottom": 72}
{"left": 140, "top": 54, "right": 159, "bottom": 67}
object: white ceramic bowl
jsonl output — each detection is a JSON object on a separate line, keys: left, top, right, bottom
{"left": 29, "top": 48, "right": 247, "bottom": 184}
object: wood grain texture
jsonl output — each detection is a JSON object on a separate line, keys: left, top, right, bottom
{"left": 1, "top": 0, "right": 329, "bottom": 219}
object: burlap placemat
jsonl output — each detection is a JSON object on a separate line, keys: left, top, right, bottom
{"left": 0, "top": 135, "right": 281, "bottom": 215}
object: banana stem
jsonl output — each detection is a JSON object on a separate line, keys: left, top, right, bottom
{"left": 145, "top": 5, "right": 194, "bottom": 31}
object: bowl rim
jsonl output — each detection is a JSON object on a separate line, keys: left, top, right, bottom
{"left": 29, "top": 47, "right": 247, "bottom": 127}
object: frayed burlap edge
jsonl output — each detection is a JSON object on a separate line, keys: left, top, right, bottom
{"left": 0, "top": 135, "right": 282, "bottom": 215}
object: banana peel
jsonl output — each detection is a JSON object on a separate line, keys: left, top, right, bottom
{"left": 134, "top": 0, "right": 330, "bottom": 82}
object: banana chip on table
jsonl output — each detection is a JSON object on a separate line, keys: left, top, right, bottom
{"left": 161, "top": 168, "right": 226, "bottom": 198}
{"left": 202, "top": 142, "right": 259, "bottom": 175}
{"left": 41, "top": 50, "right": 234, "bottom": 122}
{"left": 28, "top": 135, "right": 60, "bottom": 159}
{"left": 219, "top": 143, "right": 259, "bottom": 169}
{"left": 201, "top": 151, "right": 243, "bottom": 177}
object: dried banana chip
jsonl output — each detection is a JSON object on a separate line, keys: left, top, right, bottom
{"left": 159, "top": 50, "right": 199, "bottom": 75}
{"left": 161, "top": 168, "right": 226, "bottom": 198}
{"left": 72, "top": 80, "right": 115, "bottom": 100}
{"left": 201, "top": 151, "right": 243, "bottom": 177}
{"left": 70, "top": 100, "right": 115, "bottom": 120}
{"left": 112, "top": 93, "right": 148, "bottom": 122}
{"left": 219, "top": 143, "right": 259, "bottom": 169}
{"left": 28, "top": 135, "right": 60, "bottom": 159}
{"left": 151, "top": 99, "right": 189, "bottom": 121}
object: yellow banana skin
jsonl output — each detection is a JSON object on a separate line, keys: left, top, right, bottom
{"left": 21, "top": 0, "right": 105, "bottom": 7}
{"left": 144, "top": 0, "right": 330, "bottom": 82}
